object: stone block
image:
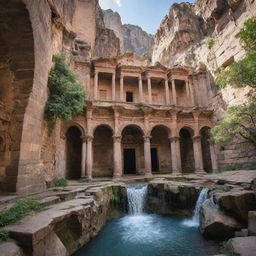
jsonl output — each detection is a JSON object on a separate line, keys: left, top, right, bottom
{"left": 248, "top": 211, "right": 256, "bottom": 235}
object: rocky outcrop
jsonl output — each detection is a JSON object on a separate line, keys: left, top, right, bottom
{"left": 147, "top": 179, "right": 200, "bottom": 215}
{"left": 102, "top": 9, "right": 124, "bottom": 52}
{"left": 2, "top": 183, "right": 127, "bottom": 255}
{"left": 216, "top": 189, "right": 256, "bottom": 223}
{"left": 103, "top": 9, "right": 154, "bottom": 56}
{"left": 72, "top": 0, "right": 120, "bottom": 60}
{"left": 200, "top": 199, "right": 241, "bottom": 240}
{"left": 153, "top": 3, "right": 205, "bottom": 66}
{"left": 226, "top": 236, "right": 256, "bottom": 256}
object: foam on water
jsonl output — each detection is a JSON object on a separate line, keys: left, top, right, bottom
{"left": 183, "top": 188, "right": 209, "bottom": 227}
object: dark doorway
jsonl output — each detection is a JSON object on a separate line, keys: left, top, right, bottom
{"left": 66, "top": 127, "right": 82, "bottom": 179}
{"left": 126, "top": 92, "right": 133, "bottom": 102}
{"left": 151, "top": 148, "right": 159, "bottom": 172}
{"left": 200, "top": 127, "right": 213, "bottom": 173}
{"left": 180, "top": 127, "right": 195, "bottom": 173}
{"left": 124, "top": 148, "right": 136, "bottom": 174}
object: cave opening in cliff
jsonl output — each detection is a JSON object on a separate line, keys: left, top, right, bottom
{"left": 66, "top": 127, "right": 82, "bottom": 179}
{"left": 150, "top": 125, "right": 171, "bottom": 173}
{"left": 93, "top": 125, "right": 114, "bottom": 177}
{"left": 122, "top": 125, "right": 144, "bottom": 175}
{"left": 180, "top": 127, "right": 195, "bottom": 173}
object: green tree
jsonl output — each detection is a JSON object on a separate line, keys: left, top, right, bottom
{"left": 211, "top": 97, "right": 256, "bottom": 146}
{"left": 212, "top": 17, "right": 256, "bottom": 145}
{"left": 215, "top": 17, "right": 256, "bottom": 89}
{"left": 45, "top": 54, "right": 87, "bottom": 122}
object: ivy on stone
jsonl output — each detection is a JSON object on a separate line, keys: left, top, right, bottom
{"left": 45, "top": 54, "right": 87, "bottom": 122}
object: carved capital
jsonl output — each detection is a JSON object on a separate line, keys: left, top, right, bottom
{"left": 113, "top": 135, "right": 122, "bottom": 143}
{"left": 169, "top": 136, "right": 179, "bottom": 143}
{"left": 86, "top": 135, "right": 94, "bottom": 142}
{"left": 143, "top": 136, "right": 152, "bottom": 143}
{"left": 80, "top": 136, "right": 87, "bottom": 143}
{"left": 193, "top": 135, "right": 201, "bottom": 142}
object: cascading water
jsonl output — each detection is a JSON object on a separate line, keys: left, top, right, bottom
{"left": 126, "top": 184, "right": 148, "bottom": 215}
{"left": 75, "top": 185, "right": 219, "bottom": 256}
{"left": 183, "top": 188, "right": 209, "bottom": 227}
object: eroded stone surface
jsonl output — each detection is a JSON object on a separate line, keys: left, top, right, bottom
{"left": 200, "top": 199, "right": 241, "bottom": 240}
{"left": 226, "top": 236, "right": 256, "bottom": 256}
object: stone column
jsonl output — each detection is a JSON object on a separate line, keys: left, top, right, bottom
{"left": 86, "top": 135, "right": 94, "bottom": 180}
{"left": 147, "top": 77, "right": 152, "bottom": 104}
{"left": 112, "top": 72, "right": 116, "bottom": 101}
{"left": 193, "top": 136, "right": 204, "bottom": 173}
{"left": 80, "top": 136, "right": 87, "bottom": 178}
{"left": 143, "top": 136, "right": 152, "bottom": 176}
{"left": 139, "top": 75, "right": 144, "bottom": 103}
{"left": 120, "top": 74, "right": 124, "bottom": 101}
{"left": 113, "top": 135, "right": 122, "bottom": 178}
{"left": 185, "top": 80, "right": 190, "bottom": 106}
{"left": 169, "top": 136, "right": 182, "bottom": 174}
{"left": 94, "top": 71, "right": 98, "bottom": 100}
{"left": 165, "top": 78, "right": 170, "bottom": 105}
{"left": 188, "top": 80, "right": 195, "bottom": 106}
{"left": 209, "top": 140, "right": 218, "bottom": 173}
{"left": 171, "top": 79, "right": 177, "bottom": 105}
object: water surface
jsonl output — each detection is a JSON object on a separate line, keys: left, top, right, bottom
{"left": 74, "top": 214, "right": 219, "bottom": 256}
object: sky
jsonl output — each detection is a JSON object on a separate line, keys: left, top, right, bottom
{"left": 99, "top": 0, "right": 195, "bottom": 34}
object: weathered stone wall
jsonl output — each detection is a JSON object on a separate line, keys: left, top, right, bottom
{"left": 152, "top": 0, "right": 256, "bottom": 169}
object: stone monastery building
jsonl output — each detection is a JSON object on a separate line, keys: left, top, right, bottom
{"left": 65, "top": 53, "right": 217, "bottom": 180}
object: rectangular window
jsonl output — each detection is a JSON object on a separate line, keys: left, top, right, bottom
{"left": 99, "top": 89, "right": 107, "bottom": 100}
{"left": 126, "top": 92, "right": 133, "bottom": 102}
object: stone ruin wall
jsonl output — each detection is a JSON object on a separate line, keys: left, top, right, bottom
{"left": 152, "top": 0, "right": 256, "bottom": 169}
{"left": 0, "top": 0, "right": 121, "bottom": 194}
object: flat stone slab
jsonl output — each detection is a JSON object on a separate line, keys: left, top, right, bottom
{"left": 227, "top": 236, "right": 256, "bottom": 256}
{"left": 5, "top": 198, "right": 94, "bottom": 235}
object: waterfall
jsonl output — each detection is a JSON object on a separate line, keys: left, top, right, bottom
{"left": 183, "top": 188, "right": 209, "bottom": 227}
{"left": 126, "top": 184, "right": 148, "bottom": 215}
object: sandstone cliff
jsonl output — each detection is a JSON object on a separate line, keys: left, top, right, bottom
{"left": 72, "top": 0, "right": 120, "bottom": 60}
{"left": 103, "top": 9, "right": 154, "bottom": 56}
{"left": 152, "top": 0, "right": 256, "bottom": 169}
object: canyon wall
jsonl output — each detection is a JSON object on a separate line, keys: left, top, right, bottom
{"left": 152, "top": 0, "right": 256, "bottom": 169}
{"left": 103, "top": 9, "right": 154, "bottom": 56}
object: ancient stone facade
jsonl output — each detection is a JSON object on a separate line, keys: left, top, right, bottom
{"left": 152, "top": 0, "right": 256, "bottom": 169}
{"left": 60, "top": 53, "right": 217, "bottom": 180}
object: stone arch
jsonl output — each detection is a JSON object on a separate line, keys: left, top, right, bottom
{"left": 92, "top": 123, "right": 114, "bottom": 135}
{"left": 0, "top": 0, "right": 35, "bottom": 192}
{"left": 179, "top": 127, "right": 195, "bottom": 173}
{"left": 120, "top": 124, "right": 145, "bottom": 136}
{"left": 66, "top": 126, "right": 82, "bottom": 179}
{"left": 121, "top": 125, "right": 144, "bottom": 175}
{"left": 93, "top": 124, "right": 113, "bottom": 177}
{"left": 150, "top": 125, "right": 172, "bottom": 173}
{"left": 62, "top": 121, "right": 86, "bottom": 138}
{"left": 150, "top": 124, "right": 171, "bottom": 137}
{"left": 200, "top": 126, "right": 213, "bottom": 173}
